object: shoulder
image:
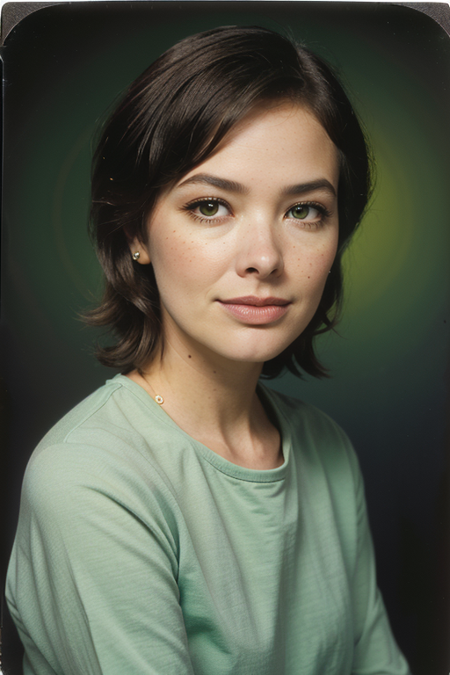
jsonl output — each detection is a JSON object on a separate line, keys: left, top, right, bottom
{"left": 30, "top": 374, "right": 176, "bottom": 468}
{"left": 25, "top": 378, "right": 133, "bottom": 491}
{"left": 261, "top": 384, "right": 353, "bottom": 449}
{"left": 21, "top": 377, "right": 181, "bottom": 532}
{"left": 262, "top": 386, "right": 366, "bottom": 563}
{"left": 34, "top": 375, "right": 153, "bottom": 452}
{"left": 260, "top": 384, "right": 361, "bottom": 484}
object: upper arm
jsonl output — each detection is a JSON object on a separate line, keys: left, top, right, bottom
{"left": 7, "top": 443, "right": 195, "bottom": 675}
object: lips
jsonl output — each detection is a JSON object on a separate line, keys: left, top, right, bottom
{"left": 221, "top": 296, "right": 290, "bottom": 307}
{"left": 218, "top": 296, "right": 291, "bottom": 324}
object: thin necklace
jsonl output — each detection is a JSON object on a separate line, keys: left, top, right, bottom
{"left": 139, "top": 370, "right": 164, "bottom": 406}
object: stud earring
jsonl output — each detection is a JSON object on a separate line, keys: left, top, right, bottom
{"left": 132, "top": 251, "right": 140, "bottom": 261}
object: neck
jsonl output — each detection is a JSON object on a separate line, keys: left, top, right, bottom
{"left": 143, "top": 335, "right": 263, "bottom": 429}
{"left": 127, "top": 334, "right": 282, "bottom": 470}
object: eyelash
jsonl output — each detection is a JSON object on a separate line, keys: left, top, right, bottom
{"left": 183, "top": 197, "right": 331, "bottom": 228}
{"left": 183, "top": 198, "right": 231, "bottom": 223}
{"left": 285, "top": 201, "right": 332, "bottom": 230}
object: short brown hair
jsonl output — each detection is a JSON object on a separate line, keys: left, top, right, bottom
{"left": 88, "top": 25, "right": 372, "bottom": 378}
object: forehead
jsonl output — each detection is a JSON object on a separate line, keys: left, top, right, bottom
{"left": 176, "top": 103, "right": 339, "bottom": 192}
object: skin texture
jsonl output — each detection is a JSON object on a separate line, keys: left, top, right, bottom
{"left": 128, "top": 103, "right": 339, "bottom": 469}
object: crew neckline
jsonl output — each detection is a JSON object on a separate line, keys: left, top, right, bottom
{"left": 107, "top": 374, "right": 291, "bottom": 483}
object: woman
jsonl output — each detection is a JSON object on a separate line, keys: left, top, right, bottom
{"left": 6, "top": 26, "right": 411, "bottom": 675}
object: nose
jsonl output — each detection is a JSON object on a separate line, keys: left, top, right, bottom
{"left": 235, "top": 218, "right": 284, "bottom": 279}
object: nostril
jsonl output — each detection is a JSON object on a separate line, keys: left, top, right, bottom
{"left": 246, "top": 267, "right": 258, "bottom": 273}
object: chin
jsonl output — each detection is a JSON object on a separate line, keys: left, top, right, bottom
{"left": 218, "top": 338, "right": 294, "bottom": 366}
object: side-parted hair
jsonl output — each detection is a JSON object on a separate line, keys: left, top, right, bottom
{"left": 88, "top": 25, "right": 372, "bottom": 378}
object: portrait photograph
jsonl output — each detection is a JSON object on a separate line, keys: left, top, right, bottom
{"left": 1, "top": 3, "right": 449, "bottom": 674}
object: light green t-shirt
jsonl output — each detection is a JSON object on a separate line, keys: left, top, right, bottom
{"left": 6, "top": 375, "right": 411, "bottom": 675}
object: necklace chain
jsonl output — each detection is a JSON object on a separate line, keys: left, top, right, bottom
{"left": 140, "top": 371, "right": 164, "bottom": 406}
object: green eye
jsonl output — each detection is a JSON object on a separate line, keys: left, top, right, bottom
{"left": 185, "top": 198, "right": 230, "bottom": 222}
{"left": 199, "top": 201, "right": 219, "bottom": 217}
{"left": 291, "top": 205, "right": 310, "bottom": 219}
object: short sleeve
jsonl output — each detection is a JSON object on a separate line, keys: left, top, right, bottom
{"left": 6, "top": 443, "right": 195, "bottom": 675}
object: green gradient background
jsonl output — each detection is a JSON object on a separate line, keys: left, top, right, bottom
{"left": 2, "top": 3, "right": 449, "bottom": 673}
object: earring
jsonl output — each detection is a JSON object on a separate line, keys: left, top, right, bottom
{"left": 132, "top": 251, "right": 140, "bottom": 261}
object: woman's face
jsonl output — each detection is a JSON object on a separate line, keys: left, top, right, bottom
{"left": 134, "top": 103, "right": 339, "bottom": 368}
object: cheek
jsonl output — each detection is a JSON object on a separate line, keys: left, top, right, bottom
{"left": 151, "top": 227, "right": 194, "bottom": 272}
{"left": 149, "top": 231, "right": 222, "bottom": 298}
{"left": 292, "top": 233, "right": 338, "bottom": 289}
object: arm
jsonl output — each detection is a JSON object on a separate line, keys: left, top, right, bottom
{"left": 6, "top": 443, "right": 195, "bottom": 675}
{"left": 349, "top": 448, "right": 411, "bottom": 675}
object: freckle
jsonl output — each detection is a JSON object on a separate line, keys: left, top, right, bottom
{"left": 213, "top": 370, "right": 216, "bottom": 374}
{"left": 308, "top": 276, "right": 310, "bottom": 279}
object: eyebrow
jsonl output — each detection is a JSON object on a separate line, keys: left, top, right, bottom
{"left": 177, "top": 173, "right": 336, "bottom": 197}
{"left": 282, "top": 179, "right": 336, "bottom": 197}
{"left": 178, "top": 174, "right": 248, "bottom": 194}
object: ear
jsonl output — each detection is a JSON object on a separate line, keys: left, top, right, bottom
{"left": 125, "top": 232, "right": 151, "bottom": 265}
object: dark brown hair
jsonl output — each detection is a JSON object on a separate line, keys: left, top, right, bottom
{"left": 88, "top": 25, "right": 372, "bottom": 378}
